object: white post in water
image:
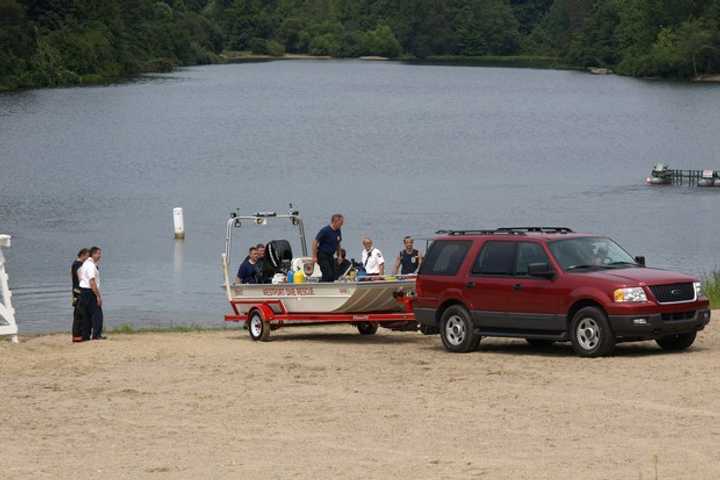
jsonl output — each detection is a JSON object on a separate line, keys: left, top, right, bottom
{"left": 173, "top": 207, "right": 185, "bottom": 240}
{"left": 0, "top": 235, "right": 19, "bottom": 343}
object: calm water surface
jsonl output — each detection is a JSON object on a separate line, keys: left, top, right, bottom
{"left": 1, "top": 60, "right": 719, "bottom": 333}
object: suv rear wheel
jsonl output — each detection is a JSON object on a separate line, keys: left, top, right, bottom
{"left": 569, "top": 307, "right": 615, "bottom": 357}
{"left": 656, "top": 332, "right": 696, "bottom": 351}
{"left": 439, "top": 305, "right": 480, "bottom": 353}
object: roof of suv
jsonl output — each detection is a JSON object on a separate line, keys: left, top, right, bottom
{"left": 434, "top": 227, "right": 594, "bottom": 242}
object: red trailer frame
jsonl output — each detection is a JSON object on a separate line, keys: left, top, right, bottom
{"left": 225, "top": 294, "right": 417, "bottom": 341}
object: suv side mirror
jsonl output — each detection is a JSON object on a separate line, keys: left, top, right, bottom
{"left": 528, "top": 262, "right": 555, "bottom": 279}
{"left": 634, "top": 256, "right": 646, "bottom": 267}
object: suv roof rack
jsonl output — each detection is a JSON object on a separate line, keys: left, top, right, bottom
{"left": 436, "top": 227, "right": 574, "bottom": 236}
{"left": 496, "top": 227, "right": 574, "bottom": 234}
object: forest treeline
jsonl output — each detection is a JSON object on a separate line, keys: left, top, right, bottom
{"left": 2, "top": 0, "right": 720, "bottom": 91}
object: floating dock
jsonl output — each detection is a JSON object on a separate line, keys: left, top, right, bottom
{"left": 646, "top": 164, "right": 719, "bottom": 187}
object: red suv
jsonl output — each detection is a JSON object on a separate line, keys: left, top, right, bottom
{"left": 413, "top": 227, "right": 711, "bottom": 357}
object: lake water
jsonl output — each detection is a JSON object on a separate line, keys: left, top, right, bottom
{"left": 1, "top": 60, "right": 719, "bottom": 333}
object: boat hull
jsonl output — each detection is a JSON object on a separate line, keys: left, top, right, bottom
{"left": 229, "top": 279, "right": 415, "bottom": 314}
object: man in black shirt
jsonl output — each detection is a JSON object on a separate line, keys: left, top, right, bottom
{"left": 335, "top": 248, "right": 352, "bottom": 280}
{"left": 71, "top": 248, "right": 89, "bottom": 342}
{"left": 393, "top": 236, "right": 422, "bottom": 275}
{"left": 312, "top": 214, "right": 344, "bottom": 282}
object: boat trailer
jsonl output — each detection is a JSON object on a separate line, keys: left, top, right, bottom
{"left": 224, "top": 295, "right": 417, "bottom": 341}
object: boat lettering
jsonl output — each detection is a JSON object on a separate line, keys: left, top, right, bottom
{"left": 262, "top": 287, "right": 315, "bottom": 296}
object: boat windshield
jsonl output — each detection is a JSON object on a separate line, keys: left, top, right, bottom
{"left": 548, "top": 237, "right": 637, "bottom": 272}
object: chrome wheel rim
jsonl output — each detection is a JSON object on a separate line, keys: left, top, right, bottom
{"left": 445, "top": 315, "right": 466, "bottom": 346}
{"left": 577, "top": 317, "right": 600, "bottom": 350}
{"left": 250, "top": 315, "right": 263, "bottom": 338}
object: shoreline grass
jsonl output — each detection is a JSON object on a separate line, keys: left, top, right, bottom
{"left": 704, "top": 272, "right": 720, "bottom": 309}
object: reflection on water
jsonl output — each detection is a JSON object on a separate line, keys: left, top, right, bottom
{"left": 1, "top": 60, "right": 719, "bottom": 332}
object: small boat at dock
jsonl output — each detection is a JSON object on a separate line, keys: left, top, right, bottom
{"left": 646, "top": 164, "right": 720, "bottom": 187}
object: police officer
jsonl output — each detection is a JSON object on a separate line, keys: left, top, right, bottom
{"left": 361, "top": 237, "right": 385, "bottom": 276}
{"left": 393, "top": 236, "right": 422, "bottom": 275}
{"left": 312, "top": 214, "right": 344, "bottom": 282}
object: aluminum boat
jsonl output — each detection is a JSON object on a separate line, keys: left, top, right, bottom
{"left": 221, "top": 207, "right": 415, "bottom": 314}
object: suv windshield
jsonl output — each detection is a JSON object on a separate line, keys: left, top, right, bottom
{"left": 548, "top": 237, "right": 637, "bottom": 271}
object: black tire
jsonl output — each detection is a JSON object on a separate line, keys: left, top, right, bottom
{"left": 248, "top": 311, "right": 271, "bottom": 342}
{"left": 525, "top": 338, "right": 555, "bottom": 348}
{"left": 569, "top": 307, "right": 615, "bottom": 357}
{"left": 439, "top": 305, "right": 480, "bottom": 353}
{"left": 357, "top": 322, "right": 378, "bottom": 335}
{"left": 656, "top": 331, "right": 696, "bottom": 351}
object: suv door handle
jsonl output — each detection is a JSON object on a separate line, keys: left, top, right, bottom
{"left": 466, "top": 281, "right": 476, "bottom": 288}
{"left": 513, "top": 283, "right": 523, "bottom": 291}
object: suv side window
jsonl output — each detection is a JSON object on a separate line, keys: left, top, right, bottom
{"left": 420, "top": 240, "right": 471, "bottom": 276}
{"left": 515, "top": 242, "right": 550, "bottom": 276}
{"left": 472, "top": 241, "right": 516, "bottom": 275}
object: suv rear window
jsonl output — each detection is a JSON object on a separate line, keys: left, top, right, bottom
{"left": 420, "top": 240, "right": 471, "bottom": 276}
{"left": 472, "top": 241, "right": 516, "bottom": 275}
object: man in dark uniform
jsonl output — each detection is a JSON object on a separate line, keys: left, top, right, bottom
{"left": 312, "top": 214, "right": 344, "bottom": 282}
{"left": 236, "top": 247, "right": 260, "bottom": 284}
{"left": 71, "top": 248, "right": 89, "bottom": 342}
{"left": 254, "top": 243, "right": 269, "bottom": 283}
{"left": 335, "top": 248, "right": 352, "bottom": 280}
{"left": 393, "top": 236, "right": 423, "bottom": 275}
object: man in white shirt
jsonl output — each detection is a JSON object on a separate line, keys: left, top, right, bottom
{"left": 361, "top": 238, "right": 385, "bottom": 276}
{"left": 77, "top": 246, "right": 104, "bottom": 341}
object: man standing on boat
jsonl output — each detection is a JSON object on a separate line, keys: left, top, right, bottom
{"left": 393, "top": 236, "right": 422, "bottom": 275}
{"left": 313, "top": 214, "right": 344, "bottom": 282}
{"left": 77, "top": 246, "right": 103, "bottom": 341}
{"left": 361, "top": 237, "right": 385, "bottom": 276}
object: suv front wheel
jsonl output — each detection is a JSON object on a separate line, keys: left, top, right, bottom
{"left": 439, "top": 305, "right": 481, "bottom": 353}
{"left": 569, "top": 307, "right": 615, "bottom": 357}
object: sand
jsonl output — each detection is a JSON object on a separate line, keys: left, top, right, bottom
{"left": 1, "top": 318, "right": 718, "bottom": 480}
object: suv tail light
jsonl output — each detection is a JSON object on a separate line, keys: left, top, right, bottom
{"left": 415, "top": 280, "right": 423, "bottom": 298}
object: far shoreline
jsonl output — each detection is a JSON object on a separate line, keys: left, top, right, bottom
{"left": 2, "top": 53, "right": 718, "bottom": 93}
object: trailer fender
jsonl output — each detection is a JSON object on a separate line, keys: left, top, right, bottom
{"left": 248, "top": 304, "right": 276, "bottom": 323}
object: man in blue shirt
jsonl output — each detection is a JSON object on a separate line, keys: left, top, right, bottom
{"left": 236, "top": 247, "right": 260, "bottom": 284}
{"left": 312, "top": 214, "right": 344, "bottom": 282}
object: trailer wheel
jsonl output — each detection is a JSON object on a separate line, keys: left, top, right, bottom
{"left": 357, "top": 322, "right": 378, "bottom": 335}
{"left": 248, "top": 311, "right": 271, "bottom": 342}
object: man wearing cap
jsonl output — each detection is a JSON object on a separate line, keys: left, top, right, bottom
{"left": 361, "top": 237, "right": 385, "bottom": 276}
{"left": 312, "top": 214, "right": 344, "bottom": 282}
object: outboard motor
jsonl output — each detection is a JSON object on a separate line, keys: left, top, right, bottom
{"left": 263, "top": 240, "right": 293, "bottom": 277}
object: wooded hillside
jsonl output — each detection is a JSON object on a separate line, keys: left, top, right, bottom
{"left": 2, "top": 0, "right": 719, "bottom": 91}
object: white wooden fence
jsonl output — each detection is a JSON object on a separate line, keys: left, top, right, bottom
{"left": 0, "top": 235, "right": 19, "bottom": 343}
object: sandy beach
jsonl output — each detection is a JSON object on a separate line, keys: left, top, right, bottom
{"left": 1, "top": 317, "right": 718, "bottom": 480}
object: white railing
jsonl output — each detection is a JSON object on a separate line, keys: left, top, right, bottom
{"left": 0, "top": 235, "right": 19, "bottom": 343}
